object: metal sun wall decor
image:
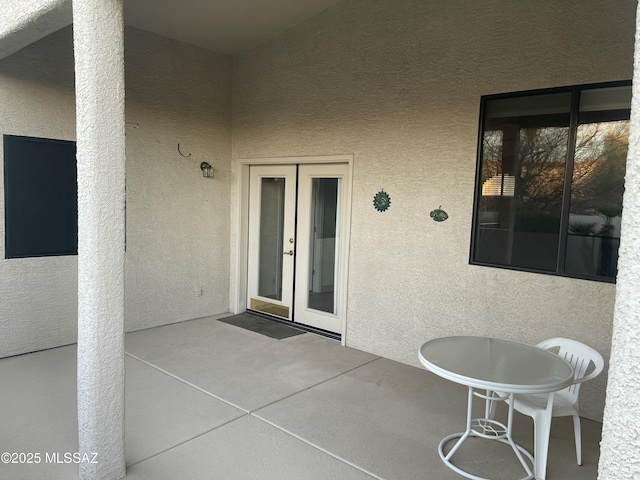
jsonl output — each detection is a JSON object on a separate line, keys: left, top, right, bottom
{"left": 373, "top": 190, "right": 391, "bottom": 212}
{"left": 430, "top": 206, "right": 448, "bottom": 222}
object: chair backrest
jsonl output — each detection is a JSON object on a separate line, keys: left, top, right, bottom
{"left": 537, "top": 337, "right": 605, "bottom": 404}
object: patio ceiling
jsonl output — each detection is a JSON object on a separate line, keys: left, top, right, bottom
{"left": 124, "top": 0, "right": 344, "bottom": 55}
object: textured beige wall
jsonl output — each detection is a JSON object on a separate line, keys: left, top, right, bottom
{"left": 0, "top": 26, "right": 233, "bottom": 357}
{"left": 232, "top": 0, "right": 636, "bottom": 420}
{"left": 0, "top": 27, "right": 77, "bottom": 358}
{"left": 124, "top": 27, "right": 233, "bottom": 331}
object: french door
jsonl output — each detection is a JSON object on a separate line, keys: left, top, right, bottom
{"left": 247, "top": 163, "right": 348, "bottom": 334}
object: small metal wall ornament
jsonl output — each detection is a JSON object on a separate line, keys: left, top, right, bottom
{"left": 373, "top": 190, "right": 391, "bottom": 212}
{"left": 430, "top": 206, "right": 448, "bottom": 222}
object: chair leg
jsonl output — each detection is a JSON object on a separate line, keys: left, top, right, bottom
{"left": 573, "top": 414, "right": 582, "bottom": 465}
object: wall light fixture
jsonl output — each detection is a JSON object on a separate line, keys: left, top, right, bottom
{"left": 200, "top": 162, "right": 214, "bottom": 178}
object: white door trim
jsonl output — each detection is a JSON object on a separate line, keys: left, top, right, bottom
{"left": 233, "top": 155, "right": 353, "bottom": 344}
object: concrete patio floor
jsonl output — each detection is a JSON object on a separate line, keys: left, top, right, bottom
{"left": 0, "top": 314, "right": 602, "bottom": 480}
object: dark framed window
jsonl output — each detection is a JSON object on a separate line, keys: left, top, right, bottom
{"left": 4, "top": 135, "right": 77, "bottom": 258}
{"left": 470, "top": 81, "right": 631, "bottom": 283}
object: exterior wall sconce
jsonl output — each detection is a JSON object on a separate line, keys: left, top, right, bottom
{"left": 200, "top": 162, "right": 214, "bottom": 178}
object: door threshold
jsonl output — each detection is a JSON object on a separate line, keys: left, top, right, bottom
{"left": 246, "top": 310, "right": 341, "bottom": 341}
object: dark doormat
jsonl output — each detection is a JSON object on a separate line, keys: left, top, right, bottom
{"left": 218, "top": 313, "right": 306, "bottom": 340}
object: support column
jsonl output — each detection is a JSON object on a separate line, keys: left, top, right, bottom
{"left": 598, "top": 4, "right": 640, "bottom": 480}
{"left": 73, "top": 1, "right": 126, "bottom": 479}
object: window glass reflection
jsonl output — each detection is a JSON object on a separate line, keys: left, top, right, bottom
{"left": 475, "top": 93, "right": 571, "bottom": 271}
{"left": 307, "top": 178, "right": 339, "bottom": 314}
{"left": 565, "top": 109, "right": 629, "bottom": 278}
{"left": 258, "top": 178, "right": 285, "bottom": 300}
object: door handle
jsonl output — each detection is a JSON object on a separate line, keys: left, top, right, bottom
{"left": 283, "top": 250, "right": 294, "bottom": 256}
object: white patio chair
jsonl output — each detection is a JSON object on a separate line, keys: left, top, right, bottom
{"left": 492, "top": 337, "right": 604, "bottom": 477}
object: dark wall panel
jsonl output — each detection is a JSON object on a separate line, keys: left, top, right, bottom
{"left": 4, "top": 135, "right": 77, "bottom": 258}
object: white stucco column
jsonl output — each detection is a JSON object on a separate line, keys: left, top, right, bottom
{"left": 598, "top": 4, "right": 640, "bottom": 479}
{"left": 73, "top": 0, "right": 126, "bottom": 479}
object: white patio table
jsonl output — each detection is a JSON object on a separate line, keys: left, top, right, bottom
{"left": 418, "top": 336, "right": 574, "bottom": 480}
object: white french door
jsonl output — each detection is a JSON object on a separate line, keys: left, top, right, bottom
{"left": 247, "top": 163, "right": 348, "bottom": 334}
{"left": 247, "top": 165, "right": 297, "bottom": 320}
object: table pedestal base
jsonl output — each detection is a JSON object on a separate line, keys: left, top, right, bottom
{"left": 439, "top": 433, "right": 534, "bottom": 480}
{"left": 438, "top": 387, "right": 535, "bottom": 480}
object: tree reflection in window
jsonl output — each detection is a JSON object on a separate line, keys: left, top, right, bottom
{"left": 472, "top": 82, "right": 631, "bottom": 282}
{"left": 566, "top": 120, "right": 628, "bottom": 278}
{"left": 475, "top": 91, "right": 571, "bottom": 272}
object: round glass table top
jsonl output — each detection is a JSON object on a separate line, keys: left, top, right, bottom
{"left": 419, "top": 336, "right": 574, "bottom": 393}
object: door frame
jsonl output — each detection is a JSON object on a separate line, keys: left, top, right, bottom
{"left": 233, "top": 155, "right": 354, "bottom": 345}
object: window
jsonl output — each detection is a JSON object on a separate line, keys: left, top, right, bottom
{"left": 470, "top": 82, "right": 631, "bottom": 283}
{"left": 4, "top": 135, "right": 77, "bottom": 258}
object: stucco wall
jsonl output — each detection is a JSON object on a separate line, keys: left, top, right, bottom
{"left": 0, "top": 26, "right": 232, "bottom": 357}
{"left": 0, "top": 27, "right": 77, "bottom": 358}
{"left": 123, "top": 28, "right": 232, "bottom": 331}
{"left": 231, "top": 0, "right": 636, "bottom": 421}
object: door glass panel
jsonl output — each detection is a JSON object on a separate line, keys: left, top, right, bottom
{"left": 307, "top": 178, "right": 339, "bottom": 314}
{"left": 258, "top": 178, "right": 285, "bottom": 300}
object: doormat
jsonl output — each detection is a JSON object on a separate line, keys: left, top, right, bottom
{"left": 218, "top": 313, "right": 306, "bottom": 340}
